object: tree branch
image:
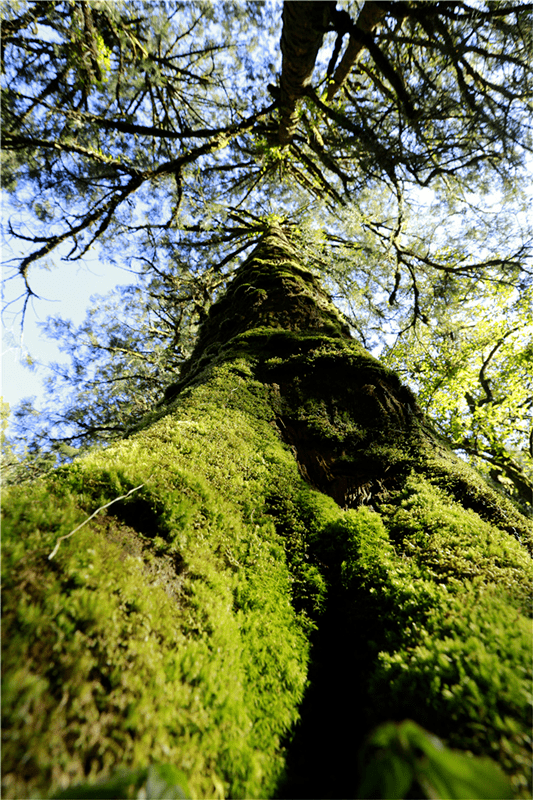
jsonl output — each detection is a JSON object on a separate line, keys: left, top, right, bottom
{"left": 326, "top": 2, "right": 387, "bottom": 101}
{"left": 278, "top": 1, "right": 334, "bottom": 146}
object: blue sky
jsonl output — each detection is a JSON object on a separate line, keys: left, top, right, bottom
{"left": 1, "top": 229, "right": 130, "bottom": 411}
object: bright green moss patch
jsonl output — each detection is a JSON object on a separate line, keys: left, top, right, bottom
{"left": 2, "top": 362, "right": 316, "bottom": 800}
{"left": 308, "top": 481, "right": 533, "bottom": 797}
{"left": 420, "top": 456, "right": 533, "bottom": 552}
{"left": 5, "top": 347, "right": 531, "bottom": 797}
{"left": 384, "top": 474, "right": 532, "bottom": 602}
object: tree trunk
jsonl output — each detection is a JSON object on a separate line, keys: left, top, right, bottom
{"left": 278, "top": 1, "right": 334, "bottom": 146}
{"left": 2, "top": 226, "right": 532, "bottom": 799}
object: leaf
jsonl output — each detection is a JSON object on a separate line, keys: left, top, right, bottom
{"left": 141, "top": 765, "right": 191, "bottom": 799}
{"left": 51, "top": 765, "right": 191, "bottom": 800}
{"left": 356, "top": 720, "right": 514, "bottom": 800}
{"left": 356, "top": 749, "right": 413, "bottom": 799}
{"left": 417, "top": 748, "right": 514, "bottom": 800}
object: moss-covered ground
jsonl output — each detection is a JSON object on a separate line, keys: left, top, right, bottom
{"left": 2, "top": 227, "right": 532, "bottom": 798}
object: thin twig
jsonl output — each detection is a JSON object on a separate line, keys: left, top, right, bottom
{"left": 48, "top": 483, "right": 145, "bottom": 560}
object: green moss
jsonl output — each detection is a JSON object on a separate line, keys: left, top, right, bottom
{"left": 3, "top": 232, "right": 532, "bottom": 798}
{"left": 2, "top": 363, "right": 317, "bottom": 800}
{"left": 420, "top": 456, "right": 533, "bottom": 551}
{"left": 309, "top": 479, "right": 532, "bottom": 797}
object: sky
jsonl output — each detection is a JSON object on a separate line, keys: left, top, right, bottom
{"left": 0, "top": 1, "right": 284, "bottom": 424}
{"left": 1, "top": 228, "right": 131, "bottom": 412}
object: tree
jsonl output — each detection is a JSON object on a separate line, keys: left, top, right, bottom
{"left": 7, "top": 227, "right": 532, "bottom": 514}
{"left": 2, "top": 3, "right": 532, "bottom": 799}
{"left": 3, "top": 0, "right": 531, "bottom": 301}
{"left": 384, "top": 284, "right": 533, "bottom": 510}
{"left": 5, "top": 272, "right": 198, "bottom": 460}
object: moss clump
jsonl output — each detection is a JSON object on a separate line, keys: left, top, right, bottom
{"left": 309, "top": 482, "right": 532, "bottom": 797}
{"left": 165, "top": 226, "right": 351, "bottom": 401}
{"left": 2, "top": 363, "right": 318, "bottom": 800}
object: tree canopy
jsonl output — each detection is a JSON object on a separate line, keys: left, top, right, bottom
{"left": 2, "top": 0, "right": 532, "bottom": 505}
{"left": 3, "top": 0, "right": 532, "bottom": 281}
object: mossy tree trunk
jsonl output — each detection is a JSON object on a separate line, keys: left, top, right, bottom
{"left": 2, "top": 226, "right": 532, "bottom": 799}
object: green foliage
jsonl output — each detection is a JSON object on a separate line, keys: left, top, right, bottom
{"left": 357, "top": 720, "right": 513, "bottom": 800}
{"left": 3, "top": 0, "right": 531, "bottom": 348}
{"left": 384, "top": 285, "right": 533, "bottom": 510}
{"left": 7, "top": 274, "right": 202, "bottom": 460}
{"left": 51, "top": 764, "right": 190, "bottom": 799}
{"left": 2, "top": 0, "right": 282, "bottom": 283}
{"left": 1, "top": 400, "right": 61, "bottom": 484}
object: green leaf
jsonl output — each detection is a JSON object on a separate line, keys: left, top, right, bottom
{"left": 141, "top": 765, "right": 191, "bottom": 799}
{"left": 356, "top": 749, "right": 413, "bottom": 799}
{"left": 418, "top": 748, "right": 514, "bottom": 800}
{"left": 356, "top": 721, "right": 514, "bottom": 800}
{"left": 51, "top": 765, "right": 191, "bottom": 800}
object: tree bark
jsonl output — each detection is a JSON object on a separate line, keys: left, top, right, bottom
{"left": 276, "top": 1, "right": 388, "bottom": 145}
{"left": 326, "top": 2, "right": 387, "bottom": 101}
{"left": 2, "top": 226, "right": 532, "bottom": 799}
{"left": 278, "top": 1, "right": 334, "bottom": 146}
